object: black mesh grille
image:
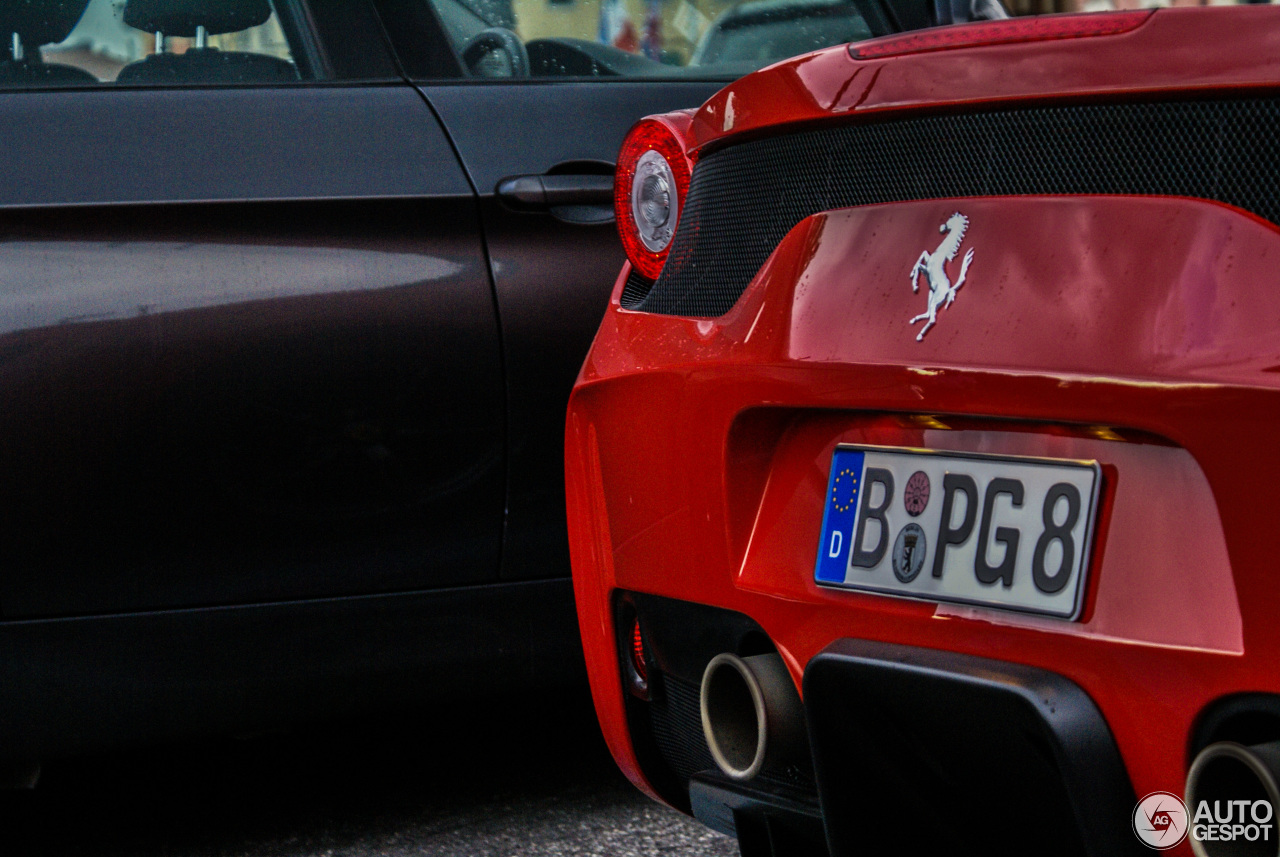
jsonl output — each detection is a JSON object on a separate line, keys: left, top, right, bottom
{"left": 648, "top": 671, "right": 819, "bottom": 796}
{"left": 628, "top": 96, "right": 1280, "bottom": 317}
{"left": 620, "top": 268, "right": 656, "bottom": 307}
{"left": 650, "top": 675, "right": 716, "bottom": 782}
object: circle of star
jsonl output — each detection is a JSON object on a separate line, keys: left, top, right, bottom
{"left": 831, "top": 468, "right": 858, "bottom": 513}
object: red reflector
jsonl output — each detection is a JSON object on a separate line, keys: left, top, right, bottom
{"left": 849, "top": 10, "right": 1153, "bottom": 60}
{"left": 630, "top": 619, "right": 648, "bottom": 683}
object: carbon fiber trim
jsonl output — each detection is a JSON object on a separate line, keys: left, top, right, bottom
{"left": 628, "top": 96, "right": 1280, "bottom": 317}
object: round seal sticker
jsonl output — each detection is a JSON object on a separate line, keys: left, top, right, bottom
{"left": 892, "top": 524, "right": 927, "bottom": 583}
{"left": 904, "top": 471, "right": 930, "bottom": 516}
{"left": 1131, "top": 792, "right": 1188, "bottom": 850}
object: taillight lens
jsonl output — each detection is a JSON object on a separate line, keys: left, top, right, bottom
{"left": 849, "top": 10, "right": 1152, "bottom": 60}
{"left": 630, "top": 618, "right": 648, "bottom": 684}
{"left": 615, "top": 116, "right": 693, "bottom": 281}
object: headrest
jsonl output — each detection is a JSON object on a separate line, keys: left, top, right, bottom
{"left": 123, "top": 0, "right": 272, "bottom": 37}
{"left": 0, "top": 0, "right": 91, "bottom": 48}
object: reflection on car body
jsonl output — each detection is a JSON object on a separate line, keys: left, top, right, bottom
{"left": 567, "top": 4, "right": 1280, "bottom": 856}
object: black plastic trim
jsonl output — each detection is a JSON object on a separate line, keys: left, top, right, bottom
{"left": 369, "top": 0, "right": 466, "bottom": 79}
{"left": 496, "top": 174, "right": 613, "bottom": 210}
{"left": 804, "top": 639, "right": 1141, "bottom": 857}
{"left": 690, "top": 774, "right": 829, "bottom": 857}
{"left": 304, "top": 0, "right": 400, "bottom": 80}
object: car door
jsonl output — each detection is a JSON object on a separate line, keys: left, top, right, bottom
{"left": 430, "top": 80, "right": 724, "bottom": 584}
{"left": 372, "top": 0, "right": 868, "bottom": 582}
{"left": 0, "top": 0, "right": 504, "bottom": 617}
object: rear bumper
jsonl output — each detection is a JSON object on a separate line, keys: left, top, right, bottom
{"left": 566, "top": 194, "right": 1280, "bottom": 853}
{"left": 614, "top": 592, "right": 1146, "bottom": 856}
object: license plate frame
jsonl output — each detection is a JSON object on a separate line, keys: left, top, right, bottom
{"left": 814, "top": 444, "right": 1101, "bottom": 620}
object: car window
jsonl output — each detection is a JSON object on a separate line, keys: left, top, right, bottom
{"left": 413, "top": 0, "right": 1280, "bottom": 81}
{"left": 691, "top": 0, "right": 871, "bottom": 65}
{"left": 0, "top": 0, "right": 323, "bottom": 87}
{"left": 420, "top": 0, "right": 873, "bottom": 78}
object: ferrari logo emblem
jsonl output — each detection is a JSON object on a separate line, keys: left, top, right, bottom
{"left": 909, "top": 212, "right": 975, "bottom": 341}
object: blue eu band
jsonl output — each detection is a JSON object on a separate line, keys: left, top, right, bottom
{"left": 815, "top": 449, "right": 865, "bottom": 583}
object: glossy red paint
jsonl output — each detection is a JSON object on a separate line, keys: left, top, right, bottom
{"left": 847, "top": 10, "right": 1152, "bottom": 59}
{"left": 687, "top": 6, "right": 1280, "bottom": 153}
{"left": 568, "top": 9, "right": 1280, "bottom": 851}
{"left": 566, "top": 193, "right": 1280, "bottom": 843}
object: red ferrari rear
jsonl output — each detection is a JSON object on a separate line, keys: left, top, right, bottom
{"left": 566, "top": 9, "right": 1280, "bottom": 856}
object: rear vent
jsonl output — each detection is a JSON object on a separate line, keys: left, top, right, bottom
{"left": 628, "top": 96, "right": 1280, "bottom": 317}
{"left": 650, "top": 675, "right": 716, "bottom": 782}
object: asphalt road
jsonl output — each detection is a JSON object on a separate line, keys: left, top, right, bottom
{"left": 0, "top": 689, "right": 739, "bottom": 857}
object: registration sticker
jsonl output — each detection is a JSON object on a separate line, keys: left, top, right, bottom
{"left": 814, "top": 445, "right": 1100, "bottom": 619}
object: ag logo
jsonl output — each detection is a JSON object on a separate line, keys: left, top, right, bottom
{"left": 909, "top": 212, "right": 975, "bottom": 341}
{"left": 1133, "top": 792, "right": 1189, "bottom": 850}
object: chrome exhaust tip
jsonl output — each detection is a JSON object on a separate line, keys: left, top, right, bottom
{"left": 1185, "top": 740, "right": 1280, "bottom": 857}
{"left": 699, "top": 652, "right": 806, "bottom": 781}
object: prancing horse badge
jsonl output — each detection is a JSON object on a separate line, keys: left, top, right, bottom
{"left": 909, "top": 212, "right": 975, "bottom": 341}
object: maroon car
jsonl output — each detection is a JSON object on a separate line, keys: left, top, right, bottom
{"left": 0, "top": 0, "right": 882, "bottom": 774}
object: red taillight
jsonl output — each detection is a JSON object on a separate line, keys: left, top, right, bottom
{"left": 615, "top": 115, "right": 694, "bottom": 281}
{"left": 849, "top": 10, "right": 1152, "bottom": 60}
{"left": 630, "top": 617, "right": 648, "bottom": 684}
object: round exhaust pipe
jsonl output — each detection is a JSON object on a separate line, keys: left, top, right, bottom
{"left": 1185, "top": 740, "right": 1280, "bottom": 857}
{"left": 699, "top": 652, "right": 807, "bottom": 781}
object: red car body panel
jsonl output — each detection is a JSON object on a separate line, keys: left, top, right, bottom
{"left": 566, "top": 7, "right": 1280, "bottom": 853}
{"left": 688, "top": 7, "right": 1280, "bottom": 153}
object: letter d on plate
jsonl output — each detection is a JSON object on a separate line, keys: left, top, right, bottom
{"left": 815, "top": 449, "right": 865, "bottom": 583}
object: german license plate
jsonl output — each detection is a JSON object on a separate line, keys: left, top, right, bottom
{"left": 814, "top": 445, "right": 1100, "bottom": 619}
